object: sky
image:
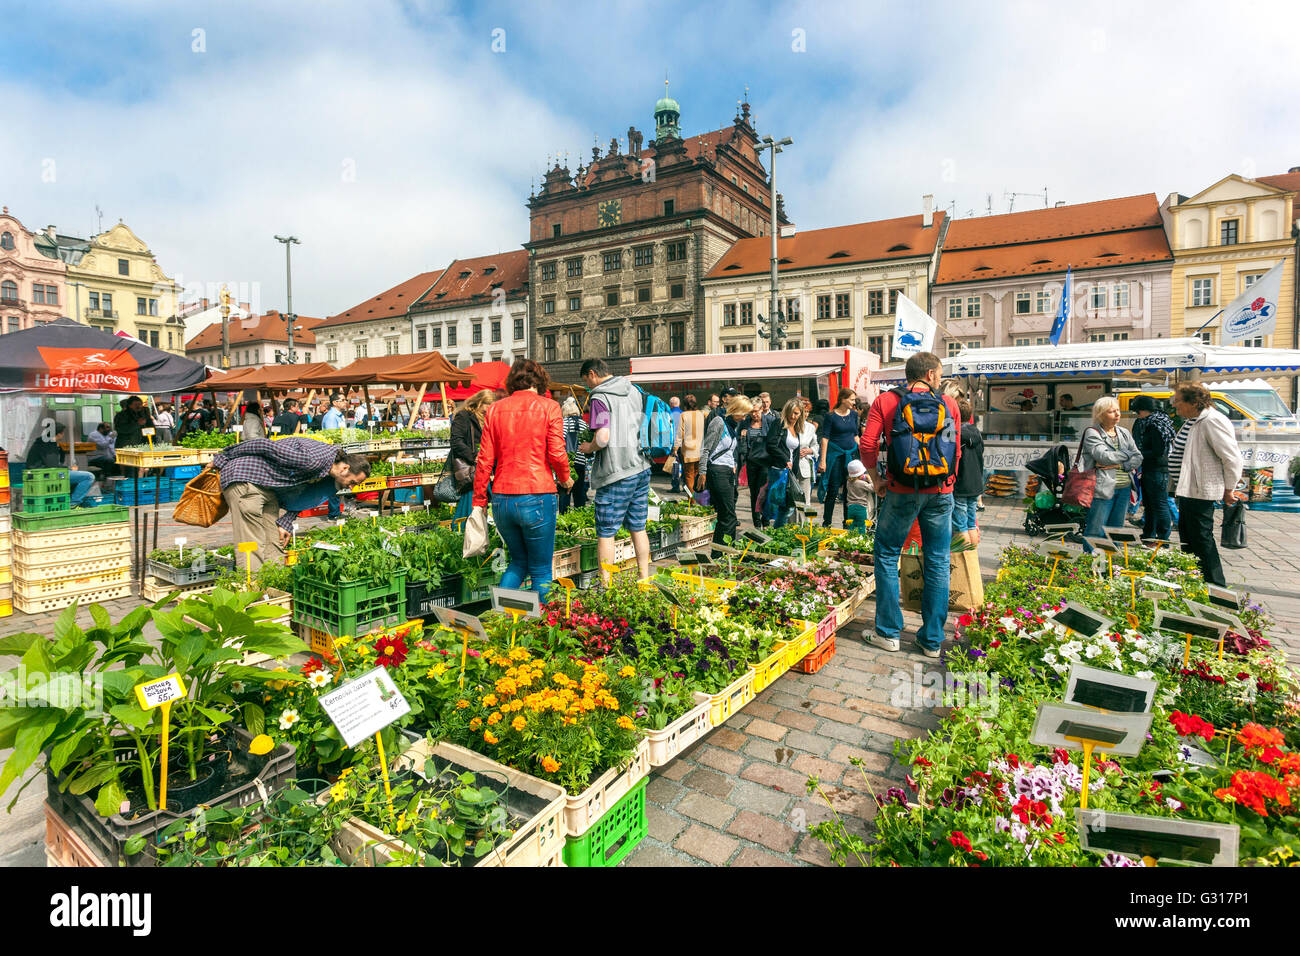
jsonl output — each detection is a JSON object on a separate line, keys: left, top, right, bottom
{"left": 1, "top": 0, "right": 1298, "bottom": 325}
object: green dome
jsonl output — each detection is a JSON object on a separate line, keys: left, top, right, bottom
{"left": 655, "top": 96, "right": 680, "bottom": 114}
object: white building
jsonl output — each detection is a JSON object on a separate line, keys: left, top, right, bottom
{"left": 313, "top": 271, "right": 443, "bottom": 367}
{"left": 409, "top": 250, "right": 529, "bottom": 365}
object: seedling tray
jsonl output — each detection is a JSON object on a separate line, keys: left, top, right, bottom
{"left": 406, "top": 574, "right": 461, "bottom": 618}
{"left": 146, "top": 559, "right": 220, "bottom": 586}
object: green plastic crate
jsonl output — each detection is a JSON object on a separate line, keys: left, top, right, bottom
{"left": 23, "top": 469, "right": 70, "bottom": 497}
{"left": 456, "top": 571, "right": 501, "bottom": 606}
{"left": 11, "top": 505, "right": 130, "bottom": 532}
{"left": 20, "top": 493, "right": 71, "bottom": 514}
{"left": 578, "top": 539, "right": 598, "bottom": 572}
{"left": 563, "top": 778, "right": 647, "bottom": 868}
{"left": 292, "top": 571, "right": 407, "bottom": 636}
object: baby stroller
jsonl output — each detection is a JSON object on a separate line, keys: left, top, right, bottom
{"left": 1022, "top": 444, "right": 1086, "bottom": 537}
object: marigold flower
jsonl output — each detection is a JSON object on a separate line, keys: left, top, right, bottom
{"left": 484, "top": 731, "right": 499, "bottom": 744}
{"left": 469, "top": 717, "right": 482, "bottom": 730}
{"left": 618, "top": 665, "right": 636, "bottom": 678}
{"left": 510, "top": 647, "right": 531, "bottom": 661}
{"left": 482, "top": 694, "right": 498, "bottom": 707}
{"left": 456, "top": 699, "right": 470, "bottom": 709}
{"left": 512, "top": 715, "right": 527, "bottom": 731}
{"left": 617, "top": 715, "right": 635, "bottom": 730}
{"left": 495, "top": 677, "right": 518, "bottom": 697}
{"left": 541, "top": 756, "right": 561, "bottom": 773}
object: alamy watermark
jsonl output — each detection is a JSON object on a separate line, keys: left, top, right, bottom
{"left": 889, "top": 664, "right": 1000, "bottom": 716}
{"left": 0, "top": 667, "right": 104, "bottom": 714}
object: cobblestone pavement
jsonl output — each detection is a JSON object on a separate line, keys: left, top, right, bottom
{"left": 3, "top": 492, "right": 1297, "bottom": 866}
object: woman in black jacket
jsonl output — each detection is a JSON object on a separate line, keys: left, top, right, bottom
{"left": 952, "top": 399, "right": 984, "bottom": 541}
{"left": 450, "top": 389, "right": 495, "bottom": 520}
{"left": 762, "top": 399, "right": 817, "bottom": 528}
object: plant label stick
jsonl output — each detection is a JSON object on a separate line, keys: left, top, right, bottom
{"left": 601, "top": 561, "right": 620, "bottom": 587}
{"left": 142, "top": 426, "right": 155, "bottom": 452}
{"left": 554, "top": 576, "right": 575, "bottom": 617}
{"left": 134, "top": 673, "right": 186, "bottom": 811}
{"left": 795, "top": 533, "right": 809, "bottom": 564}
{"left": 292, "top": 522, "right": 299, "bottom": 549}
{"left": 237, "top": 540, "right": 257, "bottom": 585}
{"left": 175, "top": 536, "right": 186, "bottom": 563}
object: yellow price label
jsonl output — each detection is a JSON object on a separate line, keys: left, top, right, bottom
{"left": 237, "top": 541, "right": 258, "bottom": 553}
{"left": 554, "top": 577, "right": 575, "bottom": 591}
{"left": 134, "top": 673, "right": 186, "bottom": 710}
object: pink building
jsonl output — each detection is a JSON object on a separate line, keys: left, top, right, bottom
{"left": 0, "top": 207, "right": 68, "bottom": 334}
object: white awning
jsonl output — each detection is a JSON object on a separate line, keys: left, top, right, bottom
{"left": 631, "top": 364, "right": 842, "bottom": 384}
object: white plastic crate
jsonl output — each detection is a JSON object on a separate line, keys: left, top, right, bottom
{"left": 564, "top": 737, "right": 650, "bottom": 837}
{"left": 13, "top": 547, "right": 131, "bottom": 574}
{"left": 15, "top": 583, "right": 133, "bottom": 615}
{"left": 14, "top": 566, "right": 131, "bottom": 599}
{"left": 644, "top": 692, "right": 712, "bottom": 767}
{"left": 13, "top": 523, "right": 130, "bottom": 551}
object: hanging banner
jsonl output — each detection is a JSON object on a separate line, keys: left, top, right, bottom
{"left": 891, "top": 294, "right": 937, "bottom": 359}
{"left": 1221, "top": 262, "right": 1284, "bottom": 344}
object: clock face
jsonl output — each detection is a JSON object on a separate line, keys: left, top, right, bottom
{"left": 597, "top": 198, "right": 622, "bottom": 228}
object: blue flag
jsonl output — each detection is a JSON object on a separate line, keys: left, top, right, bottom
{"left": 1049, "top": 267, "right": 1071, "bottom": 346}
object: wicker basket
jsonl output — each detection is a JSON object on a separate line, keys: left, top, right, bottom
{"left": 173, "top": 467, "right": 228, "bottom": 528}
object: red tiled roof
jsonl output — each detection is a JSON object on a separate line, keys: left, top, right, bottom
{"left": 705, "top": 212, "right": 946, "bottom": 280}
{"left": 411, "top": 249, "right": 528, "bottom": 311}
{"left": 1256, "top": 172, "right": 1300, "bottom": 221}
{"left": 185, "top": 311, "right": 321, "bottom": 351}
{"left": 316, "top": 270, "right": 443, "bottom": 329}
{"left": 935, "top": 194, "right": 1172, "bottom": 285}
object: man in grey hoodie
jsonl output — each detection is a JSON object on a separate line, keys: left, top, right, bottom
{"left": 578, "top": 358, "right": 652, "bottom": 580}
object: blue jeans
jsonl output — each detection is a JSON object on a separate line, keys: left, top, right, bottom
{"left": 873, "top": 491, "right": 954, "bottom": 651}
{"left": 952, "top": 496, "right": 978, "bottom": 533}
{"left": 491, "top": 492, "right": 557, "bottom": 602}
{"left": 1082, "top": 490, "right": 1130, "bottom": 552}
{"left": 69, "top": 470, "right": 94, "bottom": 506}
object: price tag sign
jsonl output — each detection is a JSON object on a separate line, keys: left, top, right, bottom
{"left": 646, "top": 505, "right": 661, "bottom": 522}
{"left": 271, "top": 425, "right": 282, "bottom": 435}
{"left": 141, "top": 427, "right": 156, "bottom": 437}
{"left": 135, "top": 673, "right": 186, "bottom": 710}
{"left": 317, "top": 666, "right": 411, "bottom": 749}
{"left": 312, "top": 541, "right": 342, "bottom": 552}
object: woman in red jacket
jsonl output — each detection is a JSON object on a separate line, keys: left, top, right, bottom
{"left": 472, "top": 358, "right": 573, "bottom": 600}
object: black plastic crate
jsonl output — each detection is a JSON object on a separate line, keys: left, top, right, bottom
{"left": 405, "top": 574, "right": 461, "bottom": 618}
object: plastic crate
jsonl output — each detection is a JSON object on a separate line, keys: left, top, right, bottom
{"left": 0, "top": 514, "right": 8, "bottom": 535}
{"left": 552, "top": 546, "right": 581, "bottom": 579}
{"left": 22, "top": 468, "right": 70, "bottom": 496}
{"left": 81, "top": 494, "right": 112, "bottom": 508}
{"left": 350, "top": 475, "right": 388, "bottom": 494}
{"left": 45, "top": 728, "right": 296, "bottom": 867}
{"left": 751, "top": 641, "right": 792, "bottom": 694}
{"left": 165, "top": 465, "right": 202, "bottom": 480}
{"left": 331, "top": 740, "right": 567, "bottom": 868}
{"left": 114, "top": 447, "right": 210, "bottom": 469}
{"left": 293, "top": 571, "right": 407, "bottom": 636}
{"left": 456, "top": 573, "right": 498, "bottom": 607}
{"left": 814, "top": 609, "right": 837, "bottom": 646}
{"left": 0, "top": 567, "right": 9, "bottom": 586}
{"left": 644, "top": 692, "right": 712, "bottom": 767}
{"left": 405, "top": 574, "right": 461, "bottom": 618}
{"left": 563, "top": 777, "right": 647, "bottom": 867}
{"left": 145, "top": 559, "right": 219, "bottom": 586}
{"left": 794, "top": 634, "right": 836, "bottom": 673}
{"left": 12, "top": 505, "right": 129, "bottom": 533}
{"left": 706, "top": 669, "right": 756, "bottom": 728}
{"left": 20, "top": 493, "right": 71, "bottom": 514}
{"left": 13, "top": 522, "right": 129, "bottom": 553}
{"left": 578, "top": 539, "right": 598, "bottom": 572}
{"left": 786, "top": 621, "right": 818, "bottom": 665}
{"left": 45, "top": 803, "right": 107, "bottom": 868}
{"left": 0, "top": 488, "right": 8, "bottom": 505}
{"left": 0, "top": 597, "right": 11, "bottom": 617}
{"left": 564, "top": 738, "right": 650, "bottom": 837}
{"left": 294, "top": 622, "right": 334, "bottom": 657}
{"left": 14, "top": 565, "right": 131, "bottom": 599}
{"left": 14, "top": 540, "right": 129, "bottom": 572}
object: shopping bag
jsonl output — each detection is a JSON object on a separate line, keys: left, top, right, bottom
{"left": 463, "top": 505, "right": 489, "bottom": 558}
{"left": 1221, "top": 501, "right": 1247, "bottom": 550}
{"left": 1061, "top": 429, "right": 1097, "bottom": 509}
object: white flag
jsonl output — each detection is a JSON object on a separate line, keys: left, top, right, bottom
{"left": 1221, "top": 261, "right": 1283, "bottom": 344}
{"left": 892, "top": 293, "right": 937, "bottom": 358}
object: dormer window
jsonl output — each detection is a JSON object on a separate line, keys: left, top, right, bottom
{"left": 828, "top": 250, "right": 850, "bottom": 258}
{"left": 887, "top": 243, "right": 911, "bottom": 252}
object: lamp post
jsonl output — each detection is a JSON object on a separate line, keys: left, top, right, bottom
{"left": 755, "top": 135, "right": 792, "bottom": 349}
{"left": 67, "top": 280, "right": 87, "bottom": 326}
{"left": 274, "top": 235, "right": 300, "bottom": 363}
{"left": 219, "top": 285, "right": 231, "bottom": 369}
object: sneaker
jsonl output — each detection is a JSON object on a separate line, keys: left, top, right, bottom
{"left": 867, "top": 632, "right": 900, "bottom": 652}
{"left": 915, "top": 642, "right": 942, "bottom": 659}
{"left": 1126, "top": 516, "right": 1144, "bottom": 528}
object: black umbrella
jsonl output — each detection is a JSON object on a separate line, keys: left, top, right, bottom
{"left": 0, "top": 317, "right": 208, "bottom": 394}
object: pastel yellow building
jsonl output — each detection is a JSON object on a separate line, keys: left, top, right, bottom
{"left": 57, "top": 221, "right": 185, "bottom": 354}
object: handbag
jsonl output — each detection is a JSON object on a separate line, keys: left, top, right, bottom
{"left": 462, "top": 505, "right": 489, "bottom": 558}
{"left": 1221, "top": 500, "right": 1247, "bottom": 549}
{"left": 430, "top": 454, "right": 463, "bottom": 504}
{"left": 1060, "top": 428, "right": 1097, "bottom": 509}
{"left": 451, "top": 455, "right": 474, "bottom": 493}
{"left": 173, "top": 466, "right": 229, "bottom": 528}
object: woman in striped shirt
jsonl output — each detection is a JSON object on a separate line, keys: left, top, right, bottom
{"left": 560, "top": 396, "right": 589, "bottom": 513}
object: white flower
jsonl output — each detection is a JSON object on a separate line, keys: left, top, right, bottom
{"left": 278, "top": 708, "right": 300, "bottom": 730}
{"left": 229, "top": 680, "right": 245, "bottom": 694}
{"left": 308, "top": 670, "right": 331, "bottom": 688}
{"left": 1166, "top": 798, "right": 1183, "bottom": 811}
{"left": 1135, "top": 670, "right": 1154, "bottom": 681}
{"left": 1129, "top": 651, "right": 1149, "bottom": 664}
{"left": 999, "top": 616, "right": 1017, "bottom": 631}
{"left": 1043, "top": 651, "right": 1058, "bottom": 664}
{"left": 1085, "top": 644, "right": 1102, "bottom": 659}
{"left": 1052, "top": 662, "right": 1069, "bottom": 675}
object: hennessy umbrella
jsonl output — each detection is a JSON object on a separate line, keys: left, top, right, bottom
{"left": 0, "top": 317, "right": 208, "bottom": 393}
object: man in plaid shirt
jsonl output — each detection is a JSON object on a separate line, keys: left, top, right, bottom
{"left": 211, "top": 437, "right": 371, "bottom": 566}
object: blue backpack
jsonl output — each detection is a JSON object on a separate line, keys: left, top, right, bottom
{"left": 637, "top": 388, "right": 676, "bottom": 458}
{"left": 886, "top": 386, "right": 958, "bottom": 489}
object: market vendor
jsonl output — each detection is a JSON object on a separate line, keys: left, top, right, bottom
{"left": 113, "top": 396, "right": 150, "bottom": 448}
{"left": 209, "top": 436, "right": 371, "bottom": 567}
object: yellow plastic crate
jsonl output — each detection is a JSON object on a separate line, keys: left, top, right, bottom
{"left": 706, "top": 669, "right": 755, "bottom": 727}
{"left": 786, "top": 622, "right": 818, "bottom": 665}
{"left": 350, "top": 475, "right": 388, "bottom": 494}
{"left": 0, "top": 598, "right": 11, "bottom": 617}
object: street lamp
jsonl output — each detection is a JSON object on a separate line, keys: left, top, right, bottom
{"left": 755, "top": 135, "right": 792, "bottom": 349}
{"left": 67, "top": 280, "right": 87, "bottom": 326}
{"left": 274, "top": 235, "right": 301, "bottom": 363}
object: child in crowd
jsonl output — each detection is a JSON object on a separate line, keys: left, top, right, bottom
{"left": 844, "top": 459, "right": 874, "bottom": 532}
{"left": 952, "top": 398, "right": 985, "bottom": 547}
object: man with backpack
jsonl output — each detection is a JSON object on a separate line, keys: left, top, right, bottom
{"left": 859, "top": 352, "right": 961, "bottom": 658}
{"left": 578, "top": 358, "right": 657, "bottom": 581}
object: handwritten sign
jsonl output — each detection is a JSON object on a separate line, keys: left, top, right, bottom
{"left": 317, "top": 666, "right": 411, "bottom": 748}
{"left": 134, "top": 673, "right": 186, "bottom": 710}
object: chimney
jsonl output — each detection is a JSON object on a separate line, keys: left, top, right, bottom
{"left": 922, "top": 194, "right": 934, "bottom": 228}
{"left": 45, "top": 225, "right": 57, "bottom": 239}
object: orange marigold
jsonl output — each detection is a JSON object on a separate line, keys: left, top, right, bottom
{"left": 541, "top": 755, "right": 561, "bottom": 773}
{"left": 469, "top": 717, "right": 482, "bottom": 731}
{"left": 617, "top": 715, "right": 635, "bottom": 730}
{"left": 511, "top": 715, "right": 527, "bottom": 731}
{"left": 455, "top": 699, "right": 470, "bottom": 709}
{"left": 486, "top": 712, "right": 502, "bottom": 725}
{"left": 484, "top": 731, "right": 499, "bottom": 744}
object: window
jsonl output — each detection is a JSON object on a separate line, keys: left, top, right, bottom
{"left": 1, "top": 280, "right": 17, "bottom": 302}
{"left": 44, "top": 284, "right": 58, "bottom": 305}
{"left": 1220, "top": 219, "right": 1239, "bottom": 245}
{"left": 540, "top": 261, "right": 556, "bottom": 282}
{"left": 569, "top": 295, "right": 581, "bottom": 311}
{"left": 568, "top": 332, "right": 582, "bottom": 360}
{"left": 1015, "top": 292, "right": 1031, "bottom": 315}
{"left": 326, "top": 343, "right": 338, "bottom": 363}
{"left": 1112, "top": 331, "right": 1129, "bottom": 341}
{"left": 835, "top": 293, "right": 850, "bottom": 318}
{"left": 816, "top": 294, "right": 832, "bottom": 320}
{"left": 1090, "top": 285, "right": 1107, "bottom": 309}
{"left": 543, "top": 334, "right": 557, "bottom": 363}
{"left": 566, "top": 257, "right": 583, "bottom": 278}
{"left": 670, "top": 321, "right": 684, "bottom": 352}
{"left": 867, "top": 335, "right": 886, "bottom": 361}
{"left": 447, "top": 327, "right": 457, "bottom": 347}
{"left": 472, "top": 323, "right": 482, "bottom": 345}
{"left": 102, "top": 293, "right": 112, "bottom": 313}
{"left": 965, "top": 297, "right": 981, "bottom": 318}
{"left": 606, "top": 290, "right": 619, "bottom": 307}
{"left": 637, "top": 324, "right": 652, "bottom": 355}
{"left": 785, "top": 298, "right": 799, "bottom": 320}
{"left": 0, "top": 232, "right": 12, "bottom": 250}
{"left": 740, "top": 343, "right": 753, "bottom": 352}
{"left": 168, "top": 332, "right": 173, "bottom": 349}
{"left": 1191, "top": 277, "right": 1213, "bottom": 307}
{"left": 137, "top": 297, "right": 148, "bottom": 315}
{"left": 88, "top": 291, "right": 99, "bottom": 310}
{"left": 31, "top": 285, "right": 45, "bottom": 304}
{"left": 723, "top": 303, "right": 737, "bottom": 326}
{"left": 1088, "top": 332, "right": 1105, "bottom": 342}
{"left": 1036, "top": 291, "right": 1052, "bottom": 313}
{"left": 8, "top": 316, "right": 19, "bottom": 332}
{"left": 1196, "top": 330, "right": 1214, "bottom": 345}
{"left": 1112, "top": 283, "right": 1129, "bottom": 309}
{"left": 947, "top": 341, "right": 963, "bottom": 356}
{"left": 637, "top": 285, "right": 650, "bottom": 303}
{"left": 966, "top": 340, "right": 982, "bottom": 350}
{"left": 603, "top": 250, "right": 622, "bottom": 272}
{"left": 740, "top": 303, "right": 753, "bottom": 325}
{"left": 889, "top": 289, "right": 901, "bottom": 313}
{"left": 543, "top": 298, "right": 556, "bottom": 315}
{"left": 948, "top": 298, "right": 962, "bottom": 320}
{"left": 605, "top": 327, "right": 620, "bottom": 356}
{"left": 431, "top": 327, "right": 442, "bottom": 348}
{"left": 304, "top": 352, "right": 310, "bottom": 362}
{"left": 634, "top": 245, "right": 653, "bottom": 267}
{"left": 149, "top": 330, "right": 159, "bottom": 348}
{"left": 666, "top": 239, "right": 687, "bottom": 262}
{"left": 1241, "top": 336, "right": 1265, "bottom": 348}
{"left": 118, "top": 258, "right": 129, "bottom": 276}
{"left": 387, "top": 338, "right": 401, "bottom": 355}
{"left": 816, "top": 338, "right": 832, "bottom": 348}
{"left": 149, "top": 299, "right": 158, "bottom": 316}
{"left": 1242, "top": 272, "right": 1265, "bottom": 289}
{"left": 835, "top": 337, "right": 850, "bottom": 347}
{"left": 416, "top": 328, "right": 427, "bottom": 350}
{"left": 491, "top": 321, "right": 501, "bottom": 343}
{"left": 552, "top": 223, "right": 562, "bottom": 238}
{"left": 354, "top": 340, "right": 368, "bottom": 359}
{"left": 724, "top": 344, "right": 738, "bottom": 354}
{"left": 663, "top": 199, "right": 675, "bottom": 217}
{"left": 669, "top": 283, "right": 684, "bottom": 299}
{"left": 1014, "top": 337, "right": 1030, "bottom": 347}
{"left": 514, "top": 318, "right": 524, "bottom": 340}
{"left": 868, "top": 290, "right": 884, "bottom": 316}
{"left": 1035, "top": 337, "right": 1049, "bottom": 345}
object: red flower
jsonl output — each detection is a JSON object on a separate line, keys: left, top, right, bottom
{"left": 913, "top": 757, "right": 932, "bottom": 769}
{"left": 948, "top": 831, "right": 972, "bottom": 852}
{"left": 1005, "top": 754, "right": 1021, "bottom": 769}
{"left": 990, "top": 640, "right": 1002, "bottom": 648}
{"left": 1169, "top": 711, "right": 1215, "bottom": 742}
{"left": 957, "top": 614, "right": 974, "bottom": 628}
{"left": 973, "top": 850, "right": 989, "bottom": 861}
{"left": 1052, "top": 747, "right": 1070, "bottom": 765}
{"left": 1215, "top": 770, "right": 1291, "bottom": 817}
{"left": 301, "top": 657, "right": 324, "bottom": 676}
{"left": 374, "top": 633, "right": 408, "bottom": 668}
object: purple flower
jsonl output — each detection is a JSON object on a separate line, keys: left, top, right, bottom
{"left": 969, "top": 647, "right": 985, "bottom": 659}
